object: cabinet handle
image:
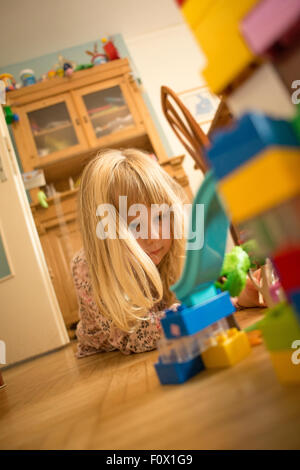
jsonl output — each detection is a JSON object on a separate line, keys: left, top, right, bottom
{"left": 83, "top": 116, "right": 88, "bottom": 123}
{"left": 75, "top": 118, "right": 80, "bottom": 125}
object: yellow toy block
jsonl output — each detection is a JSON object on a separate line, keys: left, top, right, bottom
{"left": 195, "top": 0, "right": 260, "bottom": 54}
{"left": 218, "top": 147, "right": 300, "bottom": 224}
{"left": 192, "top": 0, "right": 260, "bottom": 93}
{"left": 181, "top": 0, "right": 214, "bottom": 31}
{"left": 201, "top": 38, "right": 254, "bottom": 94}
{"left": 269, "top": 350, "right": 300, "bottom": 384}
{"left": 201, "top": 328, "right": 251, "bottom": 368}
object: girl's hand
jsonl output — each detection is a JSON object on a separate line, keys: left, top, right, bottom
{"left": 234, "top": 269, "right": 266, "bottom": 308}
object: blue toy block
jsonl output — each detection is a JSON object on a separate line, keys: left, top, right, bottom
{"left": 154, "top": 354, "right": 205, "bottom": 385}
{"left": 161, "top": 291, "right": 235, "bottom": 339}
{"left": 205, "top": 113, "right": 300, "bottom": 180}
{"left": 289, "top": 290, "right": 300, "bottom": 320}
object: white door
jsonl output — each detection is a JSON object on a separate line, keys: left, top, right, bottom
{"left": 0, "top": 106, "right": 69, "bottom": 367}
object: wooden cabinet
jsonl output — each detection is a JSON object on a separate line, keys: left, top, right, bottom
{"left": 18, "top": 93, "right": 88, "bottom": 167}
{"left": 32, "top": 190, "right": 82, "bottom": 328}
{"left": 72, "top": 77, "right": 144, "bottom": 147}
{"left": 7, "top": 58, "right": 192, "bottom": 336}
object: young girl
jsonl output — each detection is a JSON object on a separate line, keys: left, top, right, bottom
{"left": 71, "top": 148, "right": 264, "bottom": 359}
{"left": 71, "top": 148, "right": 188, "bottom": 358}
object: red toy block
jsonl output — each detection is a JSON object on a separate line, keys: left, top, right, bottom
{"left": 241, "top": 0, "right": 300, "bottom": 55}
{"left": 272, "top": 246, "right": 300, "bottom": 292}
{"left": 175, "top": 0, "right": 186, "bottom": 6}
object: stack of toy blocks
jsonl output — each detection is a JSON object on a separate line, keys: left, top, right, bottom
{"left": 246, "top": 303, "right": 300, "bottom": 383}
{"left": 154, "top": 293, "right": 251, "bottom": 385}
{"left": 176, "top": 0, "right": 300, "bottom": 383}
{"left": 205, "top": 113, "right": 300, "bottom": 260}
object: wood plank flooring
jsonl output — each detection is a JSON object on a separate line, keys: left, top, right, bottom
{"left": 0, "top": 309, "right": 300, "bottom": 450}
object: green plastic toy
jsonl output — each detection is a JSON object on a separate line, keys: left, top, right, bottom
{"left": 37, "top": 190, "right": 48, "bottom": 208}
{"left": 4, "top": 105, "right": 19, "bottom": 124}
{"left": 215, "top": 246, "right": 251, "bottom": 297}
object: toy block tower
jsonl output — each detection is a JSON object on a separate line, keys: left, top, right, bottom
{"left": 175, "top": 0, "right": 300, "bottom": 383}
{"left": 154, "top": 172, "right": 251, "bottom": 385}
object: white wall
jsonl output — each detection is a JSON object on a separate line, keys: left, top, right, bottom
{"left": 0, "top": 0, "right": 183, "bottom": 67}
{"left": 125, "top": 24, "right": 208, "bottom": 195}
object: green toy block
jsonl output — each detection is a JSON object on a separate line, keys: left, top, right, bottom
{"left": 245, "top": 302, "right": 300, "bottom": 351}
{"left": 291, "top": 104, "right": 300, "bottom": 141}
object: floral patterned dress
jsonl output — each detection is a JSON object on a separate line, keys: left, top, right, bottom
{"left": 70, "top": 248, "right": 168, "bottom": 358}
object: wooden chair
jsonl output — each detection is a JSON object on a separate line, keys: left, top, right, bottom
{"left": 161, "top": 86, "right": 210, "bottom": 173}
{"left": 161, "top": 85, "right": 239, "bottom": 245}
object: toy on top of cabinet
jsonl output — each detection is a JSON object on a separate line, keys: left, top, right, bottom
{"left": 54, "top": 54, "right": 76, "bottom": 77}
{"left": 20, "top": 69, "right": 36, "bottom": 87}
{"left": 85, "top": 43, "right": 107, "bottom": 65}
{"left": 0, "top": 73, "right": 17, "bottom": 91}
{"left": 101, "top": 37, "right": 120, "bottom": 61}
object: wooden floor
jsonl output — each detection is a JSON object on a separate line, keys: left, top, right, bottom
{"left": 0, "top": 309, "right": 300, "bottom": 450}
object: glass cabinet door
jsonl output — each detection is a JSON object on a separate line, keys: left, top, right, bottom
{"left": 22, "top": 94, "right": 88, "bottom": 165}
{"left": 74, "top": 80, "right": 143, "bottom": 146}
{"left": 83, "top": 85, "right": 134, "bottom": 138}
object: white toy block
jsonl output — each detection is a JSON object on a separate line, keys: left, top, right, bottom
{"left": 227, "top": 63, "right": 296, "bottom": 119}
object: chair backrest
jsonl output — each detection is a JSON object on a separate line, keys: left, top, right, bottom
{"left": 161, "top": 86, "right": 210, "bottom": 174}
{"left": 161, "top": 85, "right": 239, "bottom": 246}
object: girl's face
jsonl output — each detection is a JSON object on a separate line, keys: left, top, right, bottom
{"left": 128, "top": 206, "right": 172, "bottom": 265}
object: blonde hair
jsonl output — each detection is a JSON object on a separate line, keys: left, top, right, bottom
{"left": 78, "top": 148, "right": 188, "bottom": 333}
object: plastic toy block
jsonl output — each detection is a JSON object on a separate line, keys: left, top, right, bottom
{"left": 218, "top": 147, "right": 300, "bottom": 224}
{"left": 269, "top": 350, "right": 300, "bottom": 384}
{"left": 246, "top": 303, "right": 300, "bottom": 351}
{"left": 201, "top": 329, "right": 251, "bottom": 368}
{"left": 195, "top": 0, "right": 260, "bottom": 55}
{"left": 272, "top": 246, "right": 300, "bottom": 292}
{"left": 292, "top": 108, "right": 300, "bottom": 141}
{"left": 289, "top": 290, "right": 300, "bottom": 318}
{"left": 200, "top": 39, "right": 254, "bottom": 94}
{"left": 241, "top": 0, "right": 300, "bottom": 55}
{"left": 239, "top": 195, "right": 300, "bottom": 259}
{"left": 226, "top": 63, "right": 296, "bottom": 120}
{"left": 154, "top": 354, "right": 205, "bottom": 385}
{"left": 206, "top": 112, "right": 300, "bottom": 180}
{"left": 161, "top": 292, "right": 235, "bottom": 340}
{"left": 193, "top": 0, "right": 259, "bottom": 93}
{"left": 276, "top": 17, "right": 300, "bottom": 53}
{"left": 181, "top": 0, "right": 214, "bottom": 30}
